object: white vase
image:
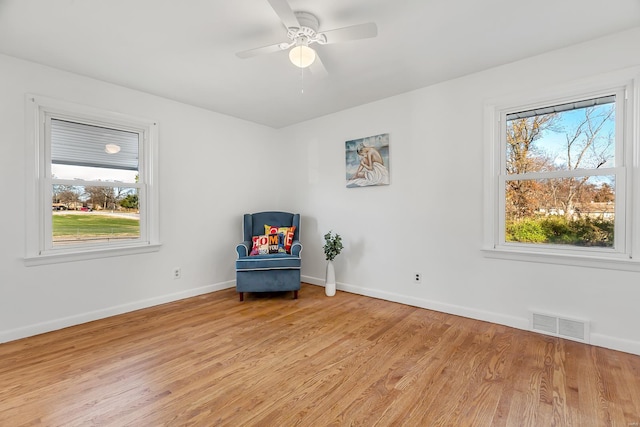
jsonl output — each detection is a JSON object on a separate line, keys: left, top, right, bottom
{"left": 325, "top": 260, "right": 336, "bottom": 296}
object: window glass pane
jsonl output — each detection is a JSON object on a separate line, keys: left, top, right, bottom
{"left": 505, "top": 176, "right": 614, "bottom": 247}
{"left": 506, "top": 97, "right": 615, "bottom": 174}
{"left": 52, "top": 164, "right": 138, "bottom": 182}
{"left": 52, "top": 185, "right": 140, "bottom": 246}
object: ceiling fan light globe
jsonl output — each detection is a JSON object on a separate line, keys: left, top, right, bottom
{"left": 289, "top": 45, "right": 316, "bottom": 68}
{"left": 104, "top": 143, "right": 121, "bottom": 154}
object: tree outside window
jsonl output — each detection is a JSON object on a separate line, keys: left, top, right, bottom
{"left": 504, "top": 96, "right": 616, "bottom": 247}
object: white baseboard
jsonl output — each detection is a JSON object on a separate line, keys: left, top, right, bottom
{"left": 303, "top": 274, "right": 526, "bottom": 329}
{"left": 302, "top": 275, "right": 640, "bottom": 356}
{"left": 6, "top": 277, "right": 639, "bottom": 356}
{"left": 0, "top": 280, "right": 235, "bottom": 344}
{"left": 302, "top": 275, "right": 325, "bottom": 287}
{"left": 591, "top": 333, "right": 640, "bottom": 356}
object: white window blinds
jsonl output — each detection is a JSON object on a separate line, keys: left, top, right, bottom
{"left": 50, "top": 119, "right": 139, "bottom": 171}
{"left": 506, "top": 95, "right": 615, "bottom": 121}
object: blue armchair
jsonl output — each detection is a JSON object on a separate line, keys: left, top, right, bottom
{"left": 235, "top": 211, "right": 302, "bottom": 301}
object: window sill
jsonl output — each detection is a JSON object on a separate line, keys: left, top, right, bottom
{"left": 482, "top": 247, "right": 640, "bottom": 272}
{"left": 24, "top": 243, "right": 162, "bottom": 266}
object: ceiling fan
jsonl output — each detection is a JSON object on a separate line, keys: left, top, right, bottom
{"left": 236, "top": 0, "right": 378, "bottom": 77}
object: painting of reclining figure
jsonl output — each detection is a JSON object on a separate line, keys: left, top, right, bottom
{"left": 345, "top": 133, "right": 390, "bottom": 188}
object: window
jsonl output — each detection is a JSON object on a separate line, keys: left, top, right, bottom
{"left": 484, "top": 75, "right": 640, "bottom": 269}
{"left": 26, "top": 95, "right": 160, "bottom": 265}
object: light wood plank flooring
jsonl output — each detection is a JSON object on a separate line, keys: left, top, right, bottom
{"left": 1, "top": 283, "right": 639, "bottom": 426}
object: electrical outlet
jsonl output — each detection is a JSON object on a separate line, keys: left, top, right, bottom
{"left": 414, "top": 272, "right": 421, "bottom": 284}
{"left": 173, "top": 268, "right": 182, "bottom": 279}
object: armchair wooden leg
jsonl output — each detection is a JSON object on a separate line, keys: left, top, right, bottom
{"left": 293, "top": 290, "right": 298, "bottom": 300}
{"left": 239, "top": 292, "right": 244, "bottom": 302}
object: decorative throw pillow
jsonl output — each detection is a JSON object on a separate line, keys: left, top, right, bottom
{"left": 264, "top": 225, "right": 296, "bottom": 253}
{"left": 250, "top": 234, "right": 270, "bottom": 255}
{"left": 282, "top": 228, "right": 295, "bottom": 253}
{"left": 267, "top": 233, "right": 281, "bottom": 254}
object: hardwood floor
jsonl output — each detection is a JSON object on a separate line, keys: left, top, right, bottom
{"left": 1, "top": 283, "right": 639, "bottom": 426}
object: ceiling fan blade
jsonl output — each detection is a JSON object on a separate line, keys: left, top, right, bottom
{"left": 309, "top": 52, "right": 328, "bottom": 79}
{"left": 319, "top": 22, "right": 378, "bottom": 44}
{"left": 236, "top": 43, "right": 284, "bottom": 59}
{"left": 267, "top": 0, "right": 300, "bottom": 29}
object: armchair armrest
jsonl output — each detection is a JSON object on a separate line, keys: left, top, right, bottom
{"left": 236, "top": 241, "right": 251, "bottom": 258}
{"left": 291, "top": 241, "right": 303, "bottom": 257}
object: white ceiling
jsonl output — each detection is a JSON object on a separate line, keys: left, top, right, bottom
{"left": 1, "top": 0, "right": 639, "bottom": 128}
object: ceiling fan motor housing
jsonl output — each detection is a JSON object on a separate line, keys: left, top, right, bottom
{"left": 287, "top": 12, "right": 320, "bottom": 41}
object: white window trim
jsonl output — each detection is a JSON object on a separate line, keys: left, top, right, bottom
{"left": 483, "top": 70, "right": 640, "bottom": 271}
{"left": 25, "top": 95, "right": 161, "bottom": 266}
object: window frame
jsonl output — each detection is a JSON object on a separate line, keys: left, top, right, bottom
{"left": 25, "top": 95, "right": 160, "bottom": 265}
{"left": 483, "top": 73, "right": 640, "bottom": 271}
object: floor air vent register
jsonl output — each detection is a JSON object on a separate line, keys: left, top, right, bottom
{"left": 531, "top": 312, "right": 590, "bottom": 343}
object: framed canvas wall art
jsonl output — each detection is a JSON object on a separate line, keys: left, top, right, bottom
{"left": 345, "top": 133, "right": 390, "bottom": 188}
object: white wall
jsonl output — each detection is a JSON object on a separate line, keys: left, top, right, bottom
{"left": 284, "top": 28, "right": 640, "bottom": 355}
{"left": 3, "top": 27, "right": 640, "bottom": 356}
{"left": 0, "top": 54, "right": 280, "bottom": 342}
